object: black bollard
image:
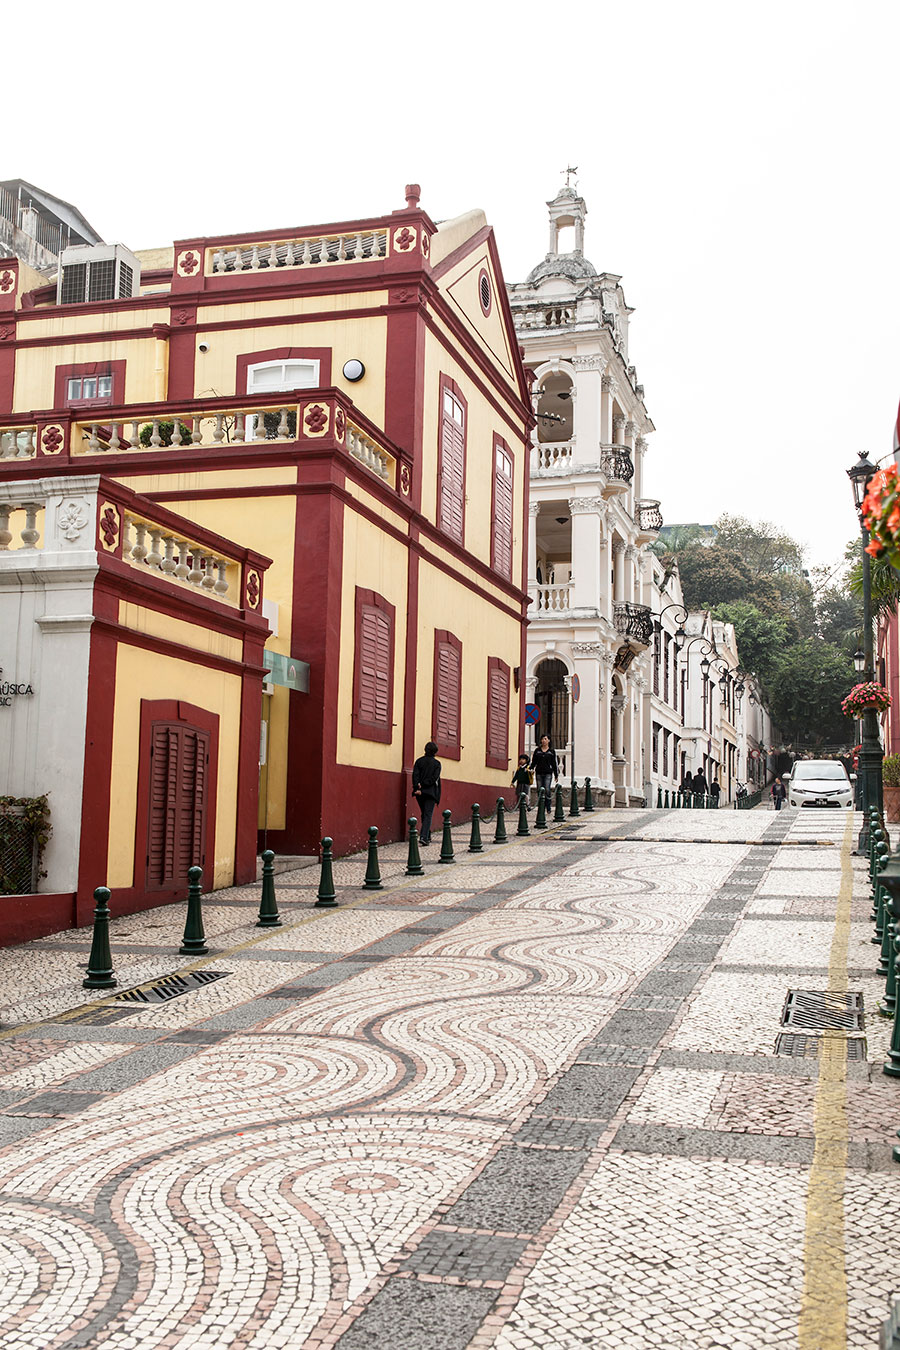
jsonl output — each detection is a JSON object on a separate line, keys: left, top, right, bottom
{"left": 569, "top": 777, "right": 580, "bottom": 817}
{"left": 494, "top": 797, "right": 508, "bottom": 844}
{"left": 664, "top": 789, "right": 670, "bottom": 809}
{"left": 83, "top": 886, "right": 117, "bottom": 989}
{"left": 656, "top": 786, "right": 662, "bottom": 808}
{"left": 315, "top": 837, "right": 339, "bottom": 905}
{"left": 439, "top": 809, "right": 455, "bottom": 864}
{"left": 554, "top": 784, "right": 566, "bottom": 822}
{"left": 180, "top": 866, "right": 209, "bottom": 954}
{"left": 469, "top": 804, "right": 484, "bottom": 853}
{"left": 535, "top": 787, "right": 548, "bottom": 829}
{"left": 405, "top": 818, "right": 425, "bottom": 877}
{"left": 584, "top": 778, "right": 594, "bottom": 812}
{"left": 363, "top": 826, "right": 383, "bottom": 890}
{"left": 517, "top": 792, "right": 531, "bottom": 836}
{"left": 257, "top": 849, "right": 282, "bottom": 926}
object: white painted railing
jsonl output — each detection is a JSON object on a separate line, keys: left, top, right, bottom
{"left": 208, "top": 229, "right": 389, "bottom": 276}
{"left": 76, "top": 408, "right": 299, "bottom": 454}
{"left": 0, "top": 501, "right": 43, "bottom": 550}
{"left": 0, "top": 426, "right": 37, "bottom": 461}
{"left": 515, "top": 304, "right": 574, "bottom": 329}
{"left": 534, "top": 441, "right": 573, "bottom": 475}
{"left": 534, "top": 583, "right": 571, "bottom": 614}
{"left": 122, "top": 514, "right": 239, "bottom": 607}
{"left": 347, "top": 421, "right": 393, "bottom": 483}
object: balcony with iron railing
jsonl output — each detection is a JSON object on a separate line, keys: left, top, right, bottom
{"left": 600, "top": 446, "right": 634, "bottom": 495}
{"left": 613, "top": 601, "right": 653, "bottom": 648}
{"left": 0, "top": 390, "right": 409, "bottom": 496}
{"left": 635, "top": 498, "right": 663, "bottom": 540}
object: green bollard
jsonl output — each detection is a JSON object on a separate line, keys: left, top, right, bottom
{"left": 83, "top": 886, "right": 117, "bottom": 989}
{"left": 363, "top": 826, "right": 383, "bottom": 890}
{"left": 874, "top": 842, "right": 889, "bottom": 942}
{"left": 656, "top": 786, "right": 663, "bottom": 808}
{"left": 569, "top": 777, "right": 580, "bottom": 817}
{"left": 878, "top": 853, "right": 893, "bottom": 979}
{"left": 535, "top": 787, "right": 548, "bottom": 830}
{"left": 517, "top": 792, "right": 531, "bottom": 836}
{"left": 872, "top": 830, "right": 887, "bottom": 922}
{"left": 257, "top": 849, "right": 282, "bottom": 926}
{"left": 493, "top": 797, "right": 508, "bottom": 844}
{"left": 554, "top": 784, "right": 566, "bottom": 822}
{"left": 880, "top": 901, "right": 897, "bottom": 1017}
{"left": 315, "top": 837, "right": 340, "bottom": 905}
{"left": 439, "top": 809, "right": 455, "bottom": 864}
{"left": 405, "top": 818, "right": 425, "bottom": 876}
{"left": 469, "top": 804, "right": 484, "bottom": 853}
{"left": 584, "top": 778, "right": 594, "bottom": 812}
{"left": 881, "top": 860, "right": 900, "bottom": 1087}
{"left": 180, "top": 866, "right": 209, "bottom": 954}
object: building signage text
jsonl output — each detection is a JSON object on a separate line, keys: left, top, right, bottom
{"left": 0, "top": 668, "right": 35, "bottom": 708}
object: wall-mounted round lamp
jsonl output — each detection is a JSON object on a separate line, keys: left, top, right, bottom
{"left": 342, "top": 359, "right": 366, "bottom": 382}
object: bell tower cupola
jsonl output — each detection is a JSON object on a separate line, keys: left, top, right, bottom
{"left": 547, "top": 170, "right": 587, "bottom": 256}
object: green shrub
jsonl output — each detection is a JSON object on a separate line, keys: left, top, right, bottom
{"left": 883, "top": 755, "right": 900, "bottom": 788}
{"left": 139, "top": 421, "right": 193, "bottom": 448}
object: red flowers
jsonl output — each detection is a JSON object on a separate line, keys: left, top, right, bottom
{"left": 841, "top": 682, "right": 892, "bottom": 717}
{"left": 862, "top": 464, "right": 900, "bottom": 564}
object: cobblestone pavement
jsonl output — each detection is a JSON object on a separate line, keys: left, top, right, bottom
{"left": 0, "top": 806, "right": 897, "bottom": 1347}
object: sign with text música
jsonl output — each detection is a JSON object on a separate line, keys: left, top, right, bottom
{"left": 0, "top": 668, "right": 34, "bottom": 708}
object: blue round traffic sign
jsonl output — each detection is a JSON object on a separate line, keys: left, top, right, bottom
{"left": 524, "top": 703, "right": 541, "bottom": 726}
{"left": 571, "top": 674, "right": 581, "bottom": 704}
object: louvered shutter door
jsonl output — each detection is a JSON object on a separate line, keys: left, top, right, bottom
{"left": 487, "top": 667, "right": 509, "bottom": 763}
{"left": 440, "top": 395, "right": 465, "bottom": 543}
{"left": 358, "top": 606, "right": 392, "bottom": 729}
{"left": 146, "top": 722, "right": 210, "bottom": 890}
{"left": 435, "top": 642, "right": 460, "bottom": 746}
{"left": 492, "top": 445, "right": 513, "bottom": 579}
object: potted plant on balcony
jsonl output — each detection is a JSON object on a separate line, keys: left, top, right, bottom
{"left": 841, "top": 682, "right": 892, "bottom": 718}
{"left": 139, "top": 421, "right": 194, "bottom": 449}
{"left": 883, "top": 755, "right": 900, "bottom": 823}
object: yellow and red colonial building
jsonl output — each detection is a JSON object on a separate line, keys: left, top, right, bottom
{"left": 0, "top": 186, "right": 531, "bottom": 940}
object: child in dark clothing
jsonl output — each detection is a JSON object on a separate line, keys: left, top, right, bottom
{"left": 511, "top": 754, "right": 533, "bottom": 803}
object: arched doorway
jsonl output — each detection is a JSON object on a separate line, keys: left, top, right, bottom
{"left": 535, "top": 658, "right": 569, "bottom": 762}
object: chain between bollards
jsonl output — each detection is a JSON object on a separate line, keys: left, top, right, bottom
{"left": 180, "top": 866, "right": 209, "bottom": 955}
{"left": 315, "top": 837, "right": 339, "bottom": 905}
{"left": 363, "top": 825, "right": 383, "bottom": 889}
{"left": 535, "top": 787, "right": 547, "bottom": 830}
{"left": 83, "top": 886, "right": 117, "bottom": 989}
{"left": 257, "top": 849, "right": 282, "bottom": 927}
{"left": 493, "top": 797, "right": 508, "bottom": 844}
{"left": 439, "top": 809, "right": 455, "bottom": 864}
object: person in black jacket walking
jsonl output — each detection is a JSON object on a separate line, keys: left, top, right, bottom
{"left": 412, "top": 742, "right": 442, "bottom": 844}
{"left": 530, "top": 736, "right": 560, "bottom": 804}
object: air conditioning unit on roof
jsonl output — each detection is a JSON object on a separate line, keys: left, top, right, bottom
{"left": 57, "top": 243, "right": 141, "bottom": 305}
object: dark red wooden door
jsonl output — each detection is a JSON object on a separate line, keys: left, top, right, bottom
{"left": 146, "top": 721, "right": 210, "bottom": 890}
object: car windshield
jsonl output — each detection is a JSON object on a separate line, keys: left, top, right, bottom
{"left": 793, "top": 763, "right": 848, "bottom": 781}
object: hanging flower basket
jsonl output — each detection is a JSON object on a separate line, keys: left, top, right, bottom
{"left": 862, "top": 465, "right": 900, "bottom": 563}
{"left": 841, "top": 682, "right": 892, "bottom": 718}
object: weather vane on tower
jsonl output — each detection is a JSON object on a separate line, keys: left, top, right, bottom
{"left": 562, "top": 165, "right": 578, "bottom": 188}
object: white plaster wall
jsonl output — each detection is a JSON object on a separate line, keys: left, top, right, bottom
{"left": 0, "top": 477, "right": 99, "bottom": 892}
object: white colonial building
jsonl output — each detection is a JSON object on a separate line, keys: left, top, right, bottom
{"left": 509, "top": 182, "right": 663, "bottom": 805}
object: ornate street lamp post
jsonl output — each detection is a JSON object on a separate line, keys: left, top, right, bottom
{"left": 847, "top": 450, "right": 883, "bottom": 853}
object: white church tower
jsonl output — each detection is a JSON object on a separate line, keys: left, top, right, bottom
{"left": 508, "top": 177, "right": 664, "bottom": 805}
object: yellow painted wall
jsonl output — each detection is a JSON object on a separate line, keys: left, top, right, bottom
{"left": 18, "top": 308, "right": 170, "bottom": 342}
{"left": 193, "top": 313, "right": 388, "bottom": 428}
{"left": 118, "top": 602, "right": 242, "bottom": 663}
{"left": 336, "top": 505, "right": 409, "bottom": 770}
{"left": 437, "top": 247, "right": 518, "bottom": 388}
{"left": 421, "top": 327, "right": 527, "bottom": 582}
{"left": 14, "top": 337, "right": 164, "bottom": 413}
{"left": 416, "top": 560, "right": 522, "bottom": 785}
{"left": 107, "top": 642, "right": 243, "bottom": 891}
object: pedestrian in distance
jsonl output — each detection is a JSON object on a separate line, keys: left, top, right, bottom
{"left": 511, "top": 754, "right": 533, "bottom": 805}
{"left": 530, "top": 735, "right": 560, "bottom": 805}
{"left": 771, "top": 777, "right": 787, "bottom": 811}
{"left": 680, "top": 770, "right": 695, "bottom": 797}
{"left": 412, "top": 741, "right": 442, "bottom": 844}
{"left": 710, "top": 777, "right": 721, "bottom": 804}
{"left": 693, "top": 768, "right": 709, "bottom": 798}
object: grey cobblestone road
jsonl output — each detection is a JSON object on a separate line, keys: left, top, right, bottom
{"left": 0, "top": 806, "right": 894, "bottom": 1348}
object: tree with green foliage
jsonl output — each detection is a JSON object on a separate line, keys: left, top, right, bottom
{"left": 710, "top": 602, "right": 789, "bottom": 688}
{"left": 677, "top": 544, "right": 755, "bottom": 610}
{"left": 766, "top": 640, "right": 854, "bottom": 746}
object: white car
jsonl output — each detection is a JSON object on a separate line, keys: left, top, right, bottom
{"left": 787, "top": 760, "right": 853, "bottom": 809}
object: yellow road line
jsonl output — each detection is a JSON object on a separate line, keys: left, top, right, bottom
{"left": 798, "top": 812, "right": 853, "bottom": 1348}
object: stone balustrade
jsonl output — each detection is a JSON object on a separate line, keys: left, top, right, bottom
{"left": 0, "top": 500, "right": 43, "bottom": 550}
{"left": 0, "top": 426, "right": 37, "bottom": 461}
{"left": 514, "top": 303, "right": 574, "bottom": 329}
{"left": 534, "top": 441, "right": 574, "bottom": 475}
{"left": 613, "top": 601, "right": 653, "bottom": 647}
{"left": 346, "top": 420, "right": 394, "bottom": 484}
{"left": 122, "top": 513, "right": 239, "bottom": 607}
{"left": 534, "top": 583, "right": 571, "bottom": 614}
{"left": 76, "top": 404, "right": 300, "bottom": 455}
{"left": 636, "top": 499, "right": 663, "bottom": 535}
{"left": 208, "top": 228, "right": 389, "bottom": 276}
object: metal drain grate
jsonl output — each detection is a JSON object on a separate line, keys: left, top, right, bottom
{"left": 113, "top": 970, "right": 230, "bottom": 1004}
{"left": 781, "top": 989, "right": 863, "bottom": 1031}
{"left": 775, "top": 1032, "right": 867, "bottom": 1060}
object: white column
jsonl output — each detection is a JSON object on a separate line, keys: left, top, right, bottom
{"left": 569, "top": 498, "right": 605, "bottom": 612}
{"left": 572, "top": 359, "right": 602, "bottom": 468}
{"left": 613, "top": 539, "right": 626, "bottom": 604}
{"left": 600, "top": 375, "right": 614, "bottom": 444}
{"left": 625, "top": 545, "right": 638, "bottom": 605}
{"left": 571, "top": 643, "right": 601, "bottom": 782}
{"left": 613, "top": 413, "right": 627, "bottom": 447}
{"left": 600, "top": 655, "right": 614, "bottom": 782}
{"left": 634, "top": 436, "right": 646, "bottom": 503}
{"left": 527, "top": 502, "right": 539, "bottom": 585}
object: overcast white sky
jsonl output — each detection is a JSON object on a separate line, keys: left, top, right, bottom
{"left": 12, "top": 0, "right": 898, "bottom": 572}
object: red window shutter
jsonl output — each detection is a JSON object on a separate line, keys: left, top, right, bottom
{"left": 353, "top": 589, "right": 395, "bottom": 743}
{"left": 492, "top": 441, "right": 513, "bottom": 579}
{"left": 146, "top": 723, "right": 209, "bottom": 889}
{"left": 439, "top": 389, "right": 465, "bottom": 543}
{"left": 433, "top": 633, "right": 461, "bottom": 756}
{"left": 486, "top": 659, "right": 510, "bottom": 768}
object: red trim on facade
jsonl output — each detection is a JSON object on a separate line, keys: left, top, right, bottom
{"left": 54, "top": 359, "right": 126, "bottom": 410}
{"left": 167, "top": 303, "right": 197, "bottom": 401}
{"left": 432, "top": 629, "right": 462, "bottom": 760}
{"left": 235, "top": 346, "right": 333, "bottom": 395}
{"left": 76, "top": 601, "right": 118, "bottom": 924}
{"left": 0, "top": 894, "right": 77, "bottom": 948}
{"left": 133, "top": 699, "right": 220, "bottom": 896}
{"left": 477, "top": 267, "right": 493, "bottom": 317}
{"left": 351, "top": 587, "right": 396, "bottom": 744}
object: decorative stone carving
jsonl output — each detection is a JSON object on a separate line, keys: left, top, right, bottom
{"left": 612, "top": 539, "right": 628, "bottom": 557}
{"left": 176, "top": 250, "right": 201, "bottom": 278}
{"left": 529, "top": 502, "right": 542, "bottom": 517}
{"left": 98, "top": 503, "right": 121, "bottom": 553}
{"left": 57, "top": 500, "right": 89, "bottom": 542}
{"left": 571, "top": 355, "right": 606, "bottom": 372}
{"left": 393, "top": 225, "right": 417, "bottom": 252}
{"left": 571, "top": 642, "right": 605, "bottom": 657}
{"left": 601, "top": 375, "right": 616, "bottom": 395}
{"left": 567, "top": 497, "right": 607, "bottom": 515}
